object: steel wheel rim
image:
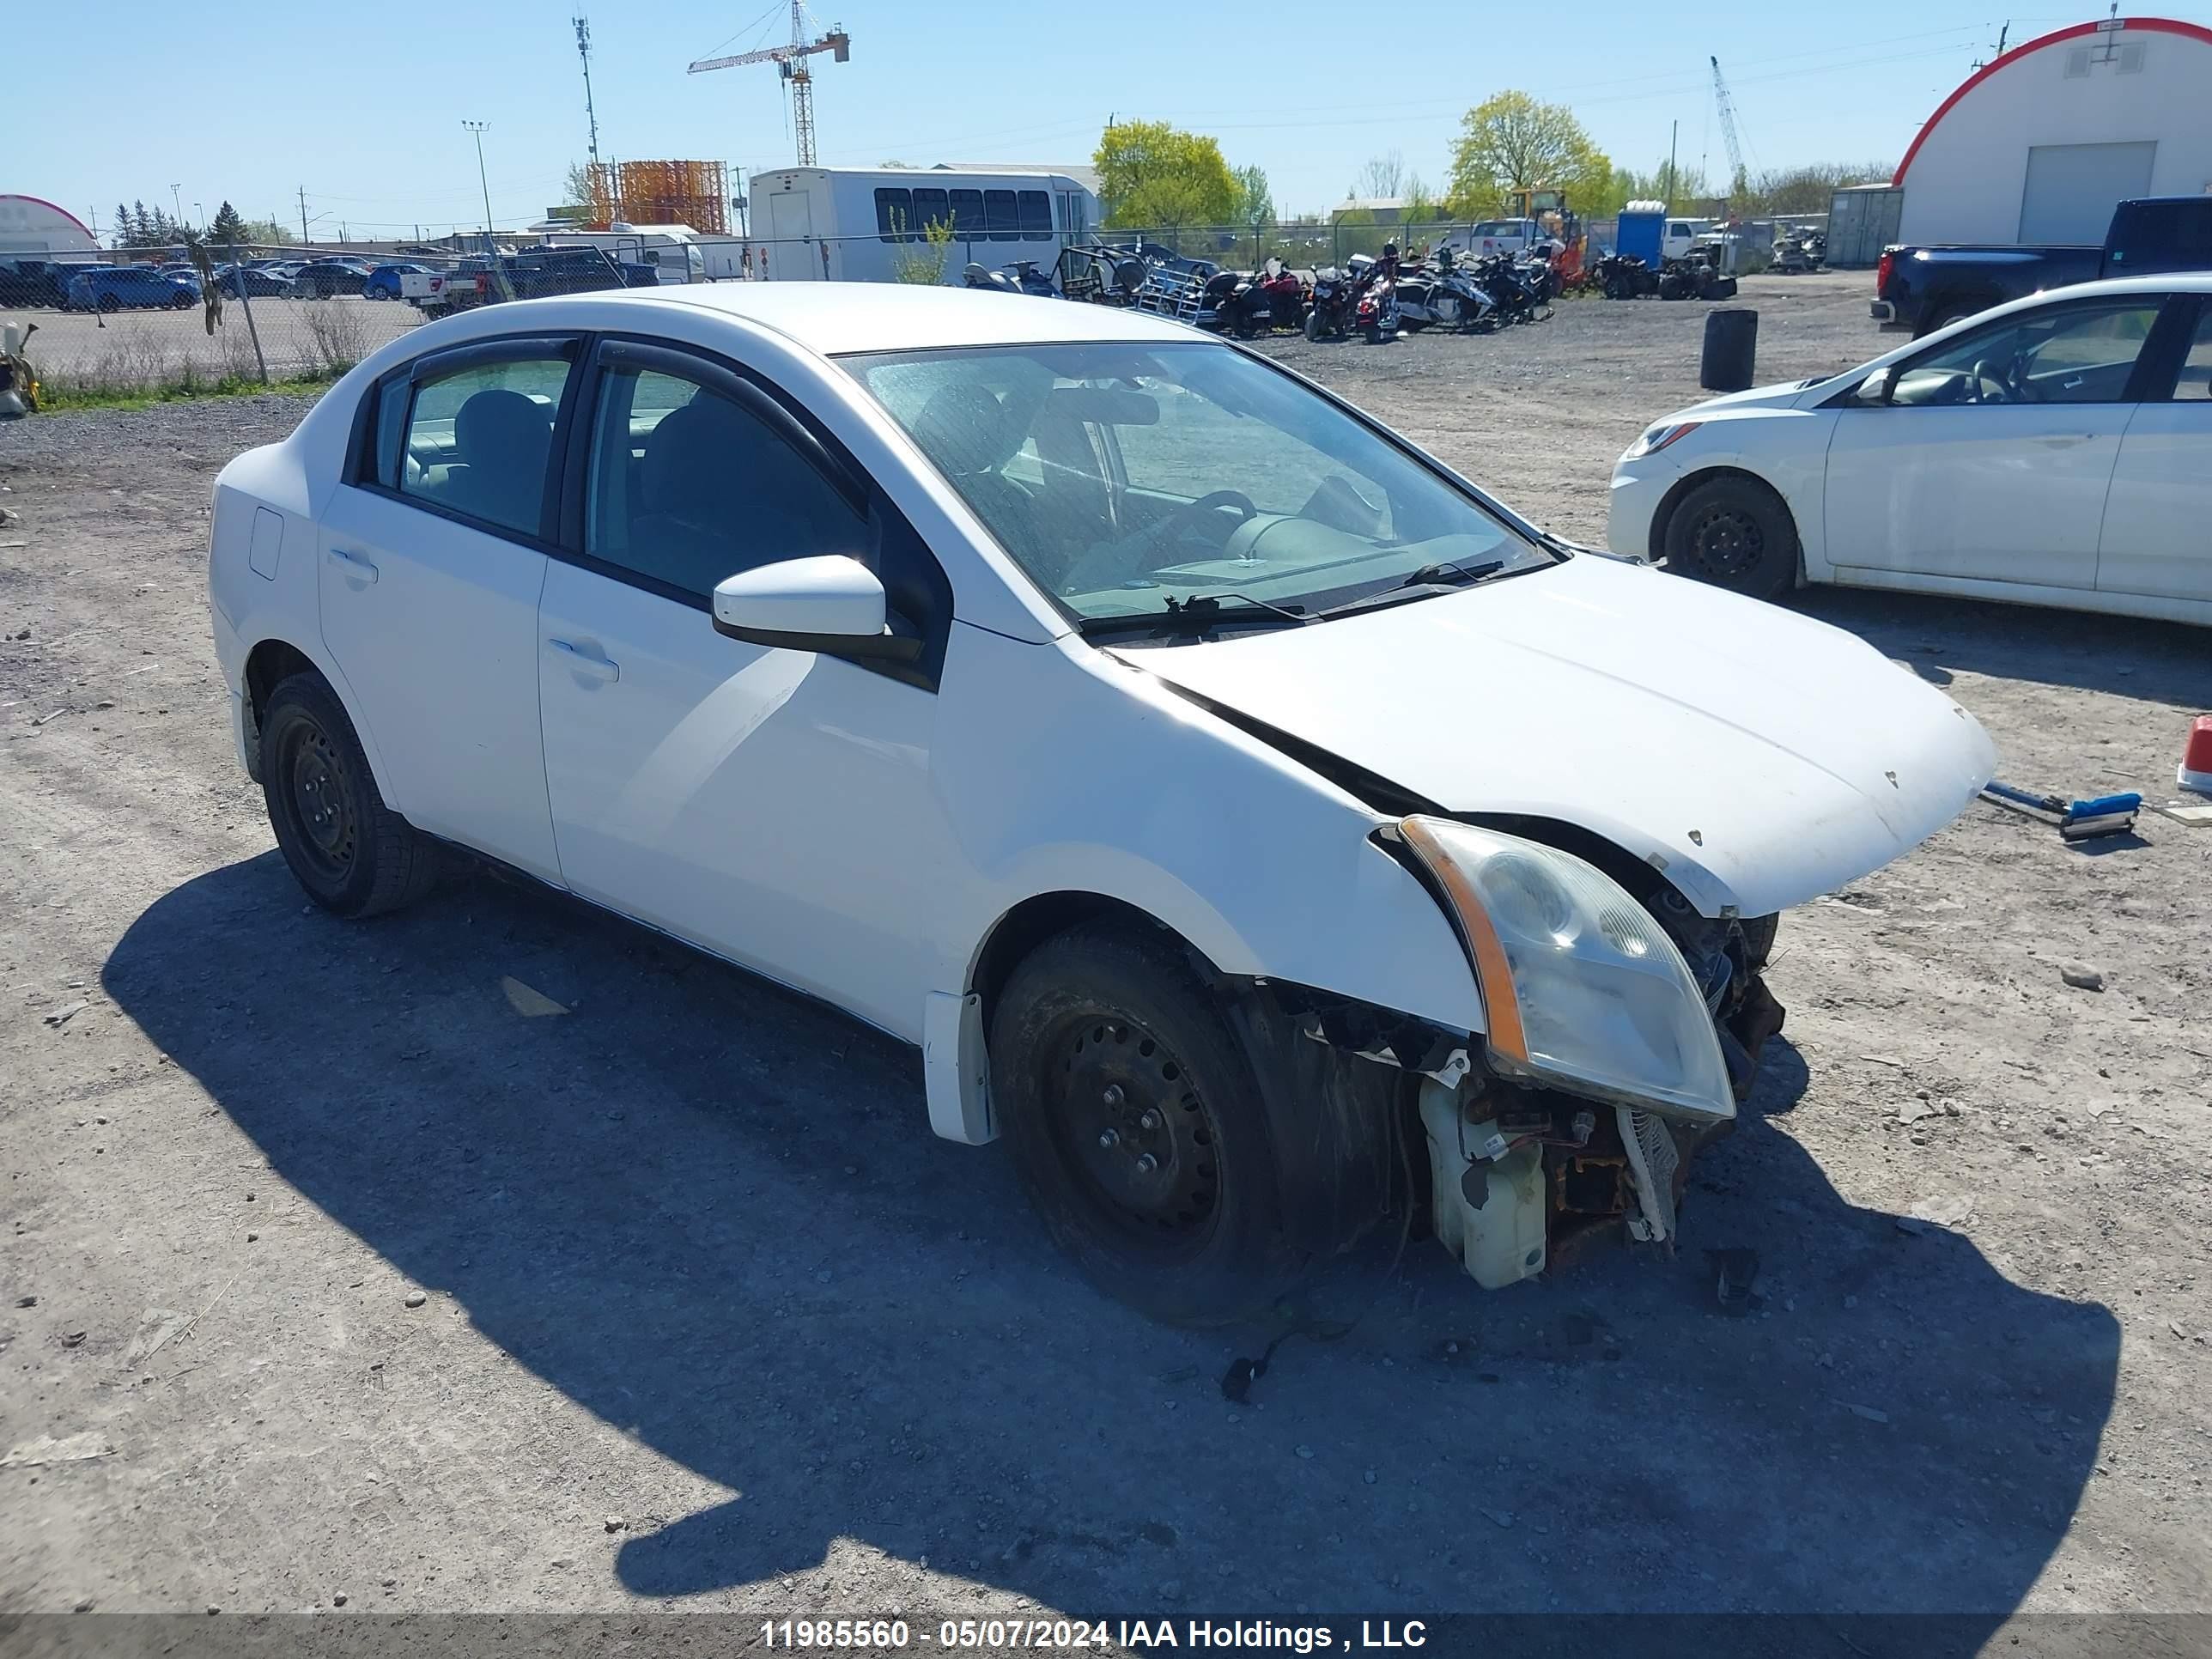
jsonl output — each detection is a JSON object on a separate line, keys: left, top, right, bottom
{"left": 1046, "top": 1013, "right": 1224, "bottom": 1260}
{"left": 1687, "top": 503, "right": 1764, "bottom": 581}
{"left": 283, "top": 722, "right": 357, "bottom": 880}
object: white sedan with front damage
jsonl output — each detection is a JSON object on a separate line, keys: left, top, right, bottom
{"left": 205, "top": 282, "right": 1995, "bottom": 1323}
{"left": 1608, "top": 274, "right": 2212, "bottom": 624}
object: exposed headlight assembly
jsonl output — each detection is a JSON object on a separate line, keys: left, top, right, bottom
{"left": 1399, "top": 817, "right": 1734, "bottom": 1126}
{"left": 1623, "top": 420, "right": 1702, "bottom": 459}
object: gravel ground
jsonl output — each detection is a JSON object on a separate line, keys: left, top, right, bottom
{"left": 3, "top": 271, "right": 2209, "bottom": 1649}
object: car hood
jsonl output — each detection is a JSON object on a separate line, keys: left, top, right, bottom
{"left": 1114, "top": 554, "right": 1996, "bottom": 919}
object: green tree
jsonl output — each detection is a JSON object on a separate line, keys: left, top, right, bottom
{"left": 1230, "top": 164, "right": 1273, "bottom": 229}
{"left": 1446, "top": 92, "right": 1612, "bottom": 218}
{"left": 889, "top": 210, "right": 958, "bottom": 284}
{"left": 1095, "top": 120, "right": 1238, "bottom": 230}
{"left": 112, "top": 203, "right": 131, "bottom": 249}
{"left": 210, "top": 202, "right": 247, "bottom": 246}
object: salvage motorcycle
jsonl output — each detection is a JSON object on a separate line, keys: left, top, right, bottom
{"left": 1304, "top": 264, "right": 1355, "bottom": 340}
{"left": 1474, "top": 253, "right": 1549, "bottom": 325}
{"left": 962, "top": 260, "right": 1057, "bottom": 297}
{"left": 1395, "top": 257, "right": 1495, "bottom": 332}
{"left": 1354, "top": 270, "right": 1400, "bottom": 343}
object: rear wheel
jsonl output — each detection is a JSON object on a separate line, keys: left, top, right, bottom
{"left": 990, "top": 923, "right": 1291, "bottom": 1326}
{"left": 259, "top": 672, "right": 441, "bottom": 919}
{"left": 1917, "top": 301, "right": 1984, "bottom": 337}
{"left": 1662, "top": 476, "right": 1799, "bottom": 600}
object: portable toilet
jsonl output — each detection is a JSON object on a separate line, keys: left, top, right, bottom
{"left": 1617, "top": 200, "right": 1666, "bottom": 264}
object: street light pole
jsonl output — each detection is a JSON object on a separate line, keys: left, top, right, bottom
{"left": 463, "top": 121, "right": 494, "bottom": 236}
{"left": 169, "top": 183, "right": 183, "bottom": 226}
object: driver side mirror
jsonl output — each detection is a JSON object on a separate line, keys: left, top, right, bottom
{"left": 711, "top": 555, "right": 921, "bottom": 663}
{"left": 1851, "top": 365, "right": 1899, "bottom": 406}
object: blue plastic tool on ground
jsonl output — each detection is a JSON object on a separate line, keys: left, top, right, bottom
{"left": 1980, "top": 780, "right": 2142, "bottom": 842}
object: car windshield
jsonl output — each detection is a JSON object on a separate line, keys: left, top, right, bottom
{"left": 842, "top": 342, "right": 1547, "bottom": 625}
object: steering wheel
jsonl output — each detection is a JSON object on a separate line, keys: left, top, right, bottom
{"left": 1142, "top": 489, "right": 1260, "bottom": 568}
{"left": 1972, "top": 357, "right": 2011, "bottom": 404}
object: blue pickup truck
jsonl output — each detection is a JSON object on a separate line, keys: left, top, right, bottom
{"left": 1873, "top": 195, "right": 2212, "bottom": 336}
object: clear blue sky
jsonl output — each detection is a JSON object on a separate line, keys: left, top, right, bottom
{"left": 15, "top": 2, "right": 2211, "bottom": 238}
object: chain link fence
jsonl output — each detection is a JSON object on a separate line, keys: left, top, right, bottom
{"left": 2, "top": 218, "right": 1573, "bottom": 404}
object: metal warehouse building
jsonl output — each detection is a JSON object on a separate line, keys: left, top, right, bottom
{"left": 0, "top": 197, "right": 99, "bottom": 259}
{"left": 1893, "top": 15, "right": 2212, "bottom": 246}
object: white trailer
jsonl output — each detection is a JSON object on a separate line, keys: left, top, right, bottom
{"left": 745, "top": 167, "right": 1101, "bottom": 283}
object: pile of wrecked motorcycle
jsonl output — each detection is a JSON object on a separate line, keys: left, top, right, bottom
{"left": 963, "top": 233, "right": 1740, "bottom": 342}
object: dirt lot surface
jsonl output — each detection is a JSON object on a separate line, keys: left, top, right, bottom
{"left": 3, "top": 272, "right": 2209, "bottom": 1646}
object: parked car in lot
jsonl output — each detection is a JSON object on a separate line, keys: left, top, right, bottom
{"left": 217, "top": 264, "right": 292, "bottom": 299}
{"left": 64, "top": 265, "right": 200, "bottom": 311}
{"left": 1612, "top": 275, "right": 2212, "bottom": 624}
{"left": 289, "top": 262, "right": 369, "bottom": 299}
{"left": 1874, "top": 196, "right": 2212, "bottom": 337}
{"left": 206, "top": 285, "right": 1994, "bottom": 1321}
{"left": 363, "top": 262, "right": 430, "bottom": 301}
{"left": 0, "top": 259, "right": 76, "bottom": 308}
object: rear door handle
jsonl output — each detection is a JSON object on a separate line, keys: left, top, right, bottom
{"left": 326, "top": 546, "right": 378, "bottom": 584}
{"left": 545, "top": 637, "right": 619, "bottom": 683}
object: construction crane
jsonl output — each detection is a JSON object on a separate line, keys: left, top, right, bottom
{"left": 1709, "top": 56, "right": 1751, "bottom": 198}
{"left": 689, "top": 2, "right": 850, "bottom": 167}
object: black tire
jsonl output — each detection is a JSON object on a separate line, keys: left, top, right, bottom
{"left": 97, "top": 293, "right": 120, "bottom": 313}
{"left": 1741, "top": 913, "right": 1779, "bottom": 969}
{"left": 1662, "top": 475, "right": 1799, "bottom": 600}
{"left": 1917, "top": 302, "right": 1982, "bottom": 338}
{"left": 989, "top": 922, "right": 1292, "bottom": 1326}
{"left": 258, "top": 672, "right": 441, "bottom": 919}
{"left": 171, "top": 291, "right": 195, "bottom": 309}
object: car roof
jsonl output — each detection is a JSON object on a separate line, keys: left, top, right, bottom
{"left": 638, "top": 280, "right": 1207, "bottom": 356}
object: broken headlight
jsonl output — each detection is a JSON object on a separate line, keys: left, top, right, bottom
{"left": 1398, "top": 817, "right": 1735, "bottom": 1126}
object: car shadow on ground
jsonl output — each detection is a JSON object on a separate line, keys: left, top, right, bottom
{"left": 106, "top": 854, "right": 2118, "bottom": 1620}
{"left": 1794, "top": 586, "right": 2212, "bottom": 709}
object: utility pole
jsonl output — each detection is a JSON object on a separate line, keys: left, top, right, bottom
{"left": 299, "top": 186, "right": 311, "bottom": 248}
{"left": 575, "top": 15, "right": 601, "bottom": 165}
{"left": 169, "top": 183, "right": 183, "bottom": 227}
{"left": 1665, "top": 120, "right": 1678, "bottom": 211}
{"left": 463, "top": 121, "right": 495, "bottom": 234}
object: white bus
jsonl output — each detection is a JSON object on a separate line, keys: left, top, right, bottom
{"left": 746, "top": 167, "right": 1100, "bottom": 283}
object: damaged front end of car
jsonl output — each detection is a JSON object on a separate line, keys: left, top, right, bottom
{"left": 1261, "top": 814, "right": 1789, "bottom": 1291}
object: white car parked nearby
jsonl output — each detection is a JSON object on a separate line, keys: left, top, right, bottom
{"left": 1610, "top": 276, "right": 2212, "bottom": 624}
{"left": 206, "top": 283, "right": 1996, "bottom": 1322}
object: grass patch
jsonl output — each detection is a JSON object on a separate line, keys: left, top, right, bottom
{"left": 40, "top": 365, "right": 345, "bottom": 413}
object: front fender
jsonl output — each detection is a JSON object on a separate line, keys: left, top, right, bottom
{"left": 920, "top": 629, "right": 1486, "bottom": 1146}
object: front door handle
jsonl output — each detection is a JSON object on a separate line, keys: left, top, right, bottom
{"left": 545, "top": 637, "right": 619, "bottom": 683}
{"left": 326, "top": 546, "right": 379, "bottom": 584}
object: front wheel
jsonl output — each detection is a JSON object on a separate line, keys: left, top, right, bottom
{"left": 989, "top": 923, "right": 1292, "bottom": 1326}
{"left": 1662, "top": 476, "right": 1800, "bottom": 600}
{"left": 259, "top": 672, "right": 441, "bottom": 918}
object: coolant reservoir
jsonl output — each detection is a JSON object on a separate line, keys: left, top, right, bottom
{"left": 1419, "top": 1077, "right": 1547, "bottom": 1290}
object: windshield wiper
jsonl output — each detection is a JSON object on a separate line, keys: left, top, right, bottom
{"left": 1397, "top": 557, "right": 1506, "bottom": 589}
{"left": 1076, "top": 592, "right": 1311, "bottom": 640}
{"left": 1305, "top": 558, "right": 1510, "bottom": 622}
